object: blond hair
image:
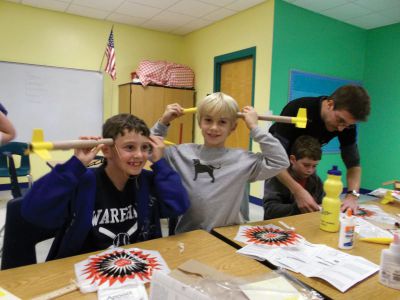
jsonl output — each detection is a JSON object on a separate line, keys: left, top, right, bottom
{"left": 197, "top": 92, "right": 238, "bottom": 124}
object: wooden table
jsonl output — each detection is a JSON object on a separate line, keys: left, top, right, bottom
{"left": 0, "top": 230, "right": 271, "bottom": 299}
{"left": 212, "top": 200, "right": 400, "bottom": 300}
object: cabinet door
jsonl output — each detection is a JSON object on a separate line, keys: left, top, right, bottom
{"left": 163, "top": 88, "right": 194, "bottom": 144}
{"left": 130, "top": 85, "right": 165, "bottom": 129}
{"left": 118, "top": 84, "right": 131, "bottom": 114}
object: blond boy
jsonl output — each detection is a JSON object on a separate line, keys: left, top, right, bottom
{"left": 152, "top": 92, "right": 289, "bottom": 233}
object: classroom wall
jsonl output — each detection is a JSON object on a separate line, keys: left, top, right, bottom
{"left": 360, "top": 23, "right": 400, "bottom": 190}
{"left": 270, "top": 0, "right": 368, "bottom": 182}
{"left": 0, "top": 0, "right": 186, "bottom": 180}
{"left": 3, "top": 0, "right": 395, "bottom": 194}
{"left": 184, "top": 0, "right": 275, "bottom": 198}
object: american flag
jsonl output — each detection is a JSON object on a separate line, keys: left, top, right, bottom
{"left": 104, "top": 29, "right": 116, "bottom": 80}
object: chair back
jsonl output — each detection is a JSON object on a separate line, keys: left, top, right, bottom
{"left": 0, "top": 142, "right": 30, "bottom": 177}
{"left": 1, "top": 197, "right": 56, "bottom": 270}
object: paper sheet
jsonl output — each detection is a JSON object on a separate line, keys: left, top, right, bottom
{"left": 354, "top": 204, "right": 398, "bottom": 224}
{"left": 74, "top": 247, "right": 169, "bottom": 293}
{"left": 234, "top": 224, "right": 304, "bottom": 248}
{"left": 236, "top": 228, "right": 379, "bottom": 293}
{"left": 239, "top": 277, "right": 305, "bottom": 300}
{"left": 0, "top": 288, "right": 21, "bottom": 300}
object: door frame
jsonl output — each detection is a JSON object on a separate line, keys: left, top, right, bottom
{"left": 213, "top": 46, "right": 257, "bottom": 149}
{"left": 213, "top": 46, "right": 256, "bottom": 101}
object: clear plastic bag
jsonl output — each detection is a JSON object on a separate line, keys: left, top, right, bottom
{"left": 168, "top": 260, "right": 324, "bottom": 300}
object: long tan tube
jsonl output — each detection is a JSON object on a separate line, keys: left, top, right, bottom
{"left": 237, "top": 112, "right": 293, "bottom": 124}
{"left": 184, "top": 107, "right": 307, "bottom": 128}
{"left": 51, "top": 138, "right": 114, "bottom": 150}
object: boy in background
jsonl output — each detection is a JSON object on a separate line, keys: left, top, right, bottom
{"left": 22, "top": 113, "right": 189, "bottom": 260}
{"left": 152, "top": 92, "right": 289, "bottom": 233}
{"left": 263, "top": 135, "right": 323, "bottom": 220}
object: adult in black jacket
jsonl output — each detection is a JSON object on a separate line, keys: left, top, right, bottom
{"left": 269, "top": 85, "right": 370, "bottom": 213}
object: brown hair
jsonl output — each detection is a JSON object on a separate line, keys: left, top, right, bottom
{"left": 102, "top": 113, "right": 150, "bottom": 139}
{"left": 330, "top": 85, "right": 370, "bottom": 121}
{"left": 291, "top": 135, "right": 321, "bottom": 161}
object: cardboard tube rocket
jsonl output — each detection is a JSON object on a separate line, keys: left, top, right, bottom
{"left": 28, "top": 129, "right": 113, "bottom": 160}
{"left": 28, "top": 129, "right": 175, "bottom": 160}
{"left": 183, "top": 107, "right": 307, "bottom": 128}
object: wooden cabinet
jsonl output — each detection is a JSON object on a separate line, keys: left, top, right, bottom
{"left": 119, "top": 83, "right": 195, "bottom": 144}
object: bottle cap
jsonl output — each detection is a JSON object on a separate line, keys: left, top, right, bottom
{"left": 346, "top": 208, "right": 353, "bottom": 217}
{"left": 328, "top": 165, "right": 341, "bottom": 175}
{"left": 390, "top": 232, "right": 400, "bottom": 252}
{"left": 393, "top": 233, "right": 399, "bottom": 245}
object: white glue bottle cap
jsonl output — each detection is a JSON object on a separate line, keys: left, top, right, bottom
{"left": 390, "top": 233, "right": 400, "bottom": 252}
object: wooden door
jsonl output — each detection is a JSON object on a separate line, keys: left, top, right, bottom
{"left": 220, "top": 57, "right": 253, "bottom": 149}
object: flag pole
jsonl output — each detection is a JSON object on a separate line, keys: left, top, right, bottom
{"left": 99, "top": 25, "right": 114, "bottom": 72}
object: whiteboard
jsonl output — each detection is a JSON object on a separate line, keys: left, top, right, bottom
{"left": 0, "top": 61, "right": 103, "bottom": 142}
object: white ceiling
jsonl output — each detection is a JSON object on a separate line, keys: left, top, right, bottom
{"left": 5, "top": 0, "right": 266, "bottom": 35}
{"left": 284, "top": 0, "right": 400, "bottom": 30}
{"left": 5, "top": 0, "right": 400, "bottom": 35}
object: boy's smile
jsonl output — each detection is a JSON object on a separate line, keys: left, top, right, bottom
{"left": 200, "top": 114, "right": 236, "bottom": 148}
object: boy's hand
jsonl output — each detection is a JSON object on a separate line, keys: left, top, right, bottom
{"left": 160, "top": 103, "right": 184, "bottom": 126}
{"left": 148, "top": 135, "right": 165, "bottom": 162}
{"left": 74, "top": 136, "right": 104, "bottom": 166}
{"left": 241, "top": 106, "right": 258, "bottom": 130}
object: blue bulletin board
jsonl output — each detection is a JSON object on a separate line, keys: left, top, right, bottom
{"left": 289, "top": 70, "right": 362, "bottom": 153}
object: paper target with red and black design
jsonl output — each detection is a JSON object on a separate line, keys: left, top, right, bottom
{"left": 234, "top": 224, "right": 304, "bottom": 248}
{"left": 355, "top": 206, "right": 376, "bottom": 218}
{"left": 74, "top": 247, "right": 169, "bottom": 293}
{"left": 355, "top": 204, "right": 397, "bottom": 224}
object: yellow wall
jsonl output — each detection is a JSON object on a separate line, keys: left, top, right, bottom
{"left": 0, "top": 0, "right": 186, "bottom": 181}
{"left": 184, "top": 0, "right": 275, "bottom": 197}
{"left": 0, "top": 0, "right": 275, "bottom": 198}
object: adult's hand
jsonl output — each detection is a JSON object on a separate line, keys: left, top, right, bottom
{"left": 277, "top": 170, "right": 320, "bottom": 213}
{"left": 341, "top": 194, "right": 358, "bottom": 212}
{"left": 293, "top": 187, "right": 320, "bottom": 213}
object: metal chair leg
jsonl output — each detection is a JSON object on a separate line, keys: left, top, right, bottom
{"left": 27, "top": 174, "right": 33, "bottom": 188}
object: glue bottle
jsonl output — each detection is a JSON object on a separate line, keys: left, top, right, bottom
{"left": 320, "top": 166, "right": 343, "bottom": 232}
{"left": 379, "top": 233, "right": 400, "bottom": 290}
{"left": 338, "top": 208, "right": 355, "bottom": 249}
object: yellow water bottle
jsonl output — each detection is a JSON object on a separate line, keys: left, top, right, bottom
{"left": 320, "top": 165, "right": 343, "bottom": 232}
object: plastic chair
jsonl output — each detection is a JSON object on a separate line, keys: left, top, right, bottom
{"left": 1, "top": 197, "right": 57, "bottom": 270}
{"left": 0, "top": 142, "right": 32, "bottom": 197}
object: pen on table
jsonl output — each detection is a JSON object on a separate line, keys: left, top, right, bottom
{"left": 279, "top": 221, "right": 296, "bottom": 231}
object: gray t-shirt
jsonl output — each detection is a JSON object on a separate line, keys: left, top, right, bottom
{"left": 152, "top": 122, "right": 289, "bottom": 233}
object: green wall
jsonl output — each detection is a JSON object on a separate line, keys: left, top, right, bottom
{"left": 361, "top": 23, "right": 400, "bottom": 189}
{"left": 270, "top": 0, "right": 368, "bottom": 182}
